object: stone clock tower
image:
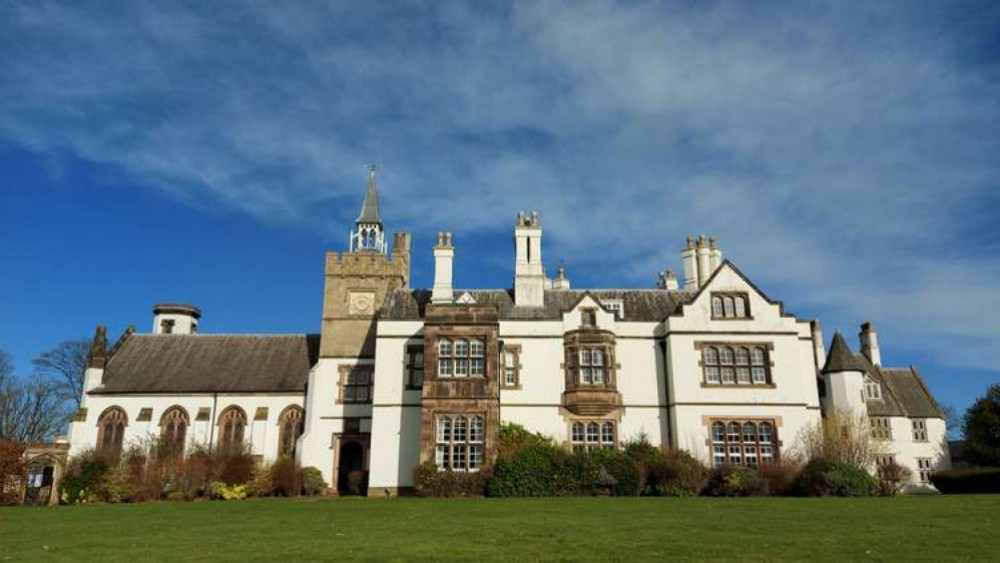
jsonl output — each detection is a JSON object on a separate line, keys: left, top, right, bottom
{"left": 319, "top": 168, "right": 410, "bottom": 359}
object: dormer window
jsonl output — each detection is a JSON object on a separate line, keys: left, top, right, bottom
{"left": 160, "top": 319, "right": 175, "bottom": 334}
{"left": 600, "top": 299, "right": 623, "bottom": 319}
{"left": 581, "top": 308, "right": 597, "bottom": 328}
{"left": 711, "top": 293, "right": 750, "bottom": 319}
{"left": 864, "top": 376, "right": 882, "bottom": 401}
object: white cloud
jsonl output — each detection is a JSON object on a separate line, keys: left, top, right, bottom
{"left": 1, "top": 1, "right": 997, "bottom": 372}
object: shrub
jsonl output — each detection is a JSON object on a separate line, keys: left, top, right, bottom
{"left": 758, "top": 462, "right": 800, "bottom": 496}
{"left": 271, "top": 457, "right": 301, "bottom": 497}
{"left": 216, "top": 444, "right": 256, "bottom": 486}
{"left": 301, "top": 467, "right": 327, "bottom": 496}
{"left": 877, "top": 463, "right": 913, "bottom": 496}
{"left": 930, "top": 468, "right": 1000, "bottom": 494}
{"left": 246, "top": 464, "right": 274, "bottom": 497}
{"left": 586, "top": 448, "right": 641, "bottom": 496}
{"left": 209, "top": 481, "right": 248, "bottom": 500}
{"left": 414, "top": 462, "right": 490, "bottom": 497}
{"left": 0, "top": 441, "right": 25, "bottom": 506}
{"left": 704, "top": 465, "right": 768, "bottom": 497}
{"left": 487, "top": 442, "right": 568, "bottom": 497}
{"left": 59, "top": 449, "right": 114, "bottom": 503}
{"left": 793, "top": 459, "right": 878, "bottom": 497}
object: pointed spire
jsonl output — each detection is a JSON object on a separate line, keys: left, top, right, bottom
{"left": 357, "top": 164, "right": 382, "bottom": 224}
{"left": 822, "top": 332, "right": 867, "bottom": 374}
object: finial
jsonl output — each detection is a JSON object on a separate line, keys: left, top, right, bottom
{"left": 709, "top": 237, "right": 717, "bottom": 249}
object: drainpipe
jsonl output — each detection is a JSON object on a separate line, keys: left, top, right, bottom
{"left": 208, "top": 392, "right": 218, "bottom": 453}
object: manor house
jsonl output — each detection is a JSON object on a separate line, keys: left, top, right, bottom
{"left": 68, "top": 170, "right": 951, "bottom": 494}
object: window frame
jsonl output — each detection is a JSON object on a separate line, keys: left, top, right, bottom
{"left": 916, "top": 458, "right": 934, "bottom": 483}
{"left": 699, "top": 343, "right": 774, "bottom": 387}
{"left": 912, "top": 419, "right": 928, "bottom": 442}
{"left": 277, "top": 405, "right": 305, "bottom": 458}
{"left": 708, "top": 418, "right": 778, "bottom": 468}
{"left": 340, "top": 366, "right": 373, "bottom": 404}
{"left": 97, "top": 406, "right": 128, "bottom": 456}
{"left": 435, "top": 414, "right": 485, "bottom": 472}
{"left": 570, "top": 420, "right": 617, "bottom": 452}
{"left": 501, "top": 345, "right": 521, "bottom": 389}
{"left": 710, "top": 292, "right": 751, "bottom": 320}
{"left": 405, "top": 344, "right": 425, "bottom": 389}
{"left": 217, "top": 406, "right": 247, "bottom": 451}
{"left": 159, "top": 406, "right": 189, "bottom": 451}
{"left": 435, "top": 337, "right": 487, "bottom": 379}
{"left": 870, "top": 416, "right": 893, "bottom": 441}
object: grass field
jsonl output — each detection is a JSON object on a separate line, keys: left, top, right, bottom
{"left": 1, "top": 495, "right": 997, "bottom": 561}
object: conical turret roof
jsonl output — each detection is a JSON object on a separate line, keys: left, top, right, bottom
{"left": 822, "top": 332, "right": 868, "bottom": 374}
{"left": 356, "top": 168, "right": 382, "bottom": 224}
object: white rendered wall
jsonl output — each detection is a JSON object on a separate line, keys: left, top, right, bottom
{"left": 875, "top": 415, "right": 951, "bottom": 490}
{"left": 68, "top": 392, "right": 305, "bottom": 462}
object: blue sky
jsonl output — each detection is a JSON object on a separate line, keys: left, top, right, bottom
{"left": 1, "top": 1, "right": 998, "bottom": 417}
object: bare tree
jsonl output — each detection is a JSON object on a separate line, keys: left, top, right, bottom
{"left": 32, "top": 339, "right": 90, "bottom": 408}
{"left": 0, "top": 350, "right": 69, "bottom": 443}
{"left": 797, "top": 408, "right": 877, "bottom": 469}
{"left": 941, "top": 405, "right": 962, "bottom": 440}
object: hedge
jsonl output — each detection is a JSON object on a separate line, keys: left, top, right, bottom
{"left": 930, "top": 468, "right": 1000, "bottom": 494}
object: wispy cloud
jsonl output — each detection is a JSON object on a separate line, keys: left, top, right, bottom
{"left": 1, "top": 1, "right": 998, "bottom": 371}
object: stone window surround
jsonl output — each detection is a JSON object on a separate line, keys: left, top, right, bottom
{"left": 338, "top": 364, "right": 374, "bottom": 404}
{"left": 912, "top": 418, "right": 929, "bottom": 442}
{"left": 695, "top": 341, "right": 776, "bottom": 388}
{"left": 96, "top": 406, "right": 128, "bottom": 455}
{"left": 568, "top": 419, "right": 618, "bottom": 452}
{"left": 871, "top": 416, "right": 893, "bottom": 441}
{"left": 434, "top": 413, "right": 486, "bottom": 472}
{"left": 710, "top": 292, "right": 752, "bottom": 320}
{"left": 563, "top": 329, "right": 619, "bottom": 391}
{"left": 217, "top": 405, "right": 247, "bottom": 450}
{"left": 705, "top": 417, "right": 781, "bottom": 468}
{"left": 500, "top": 343, "right": 522, "bottom": 389}
{"left": 405, "top": 344, "right": 425, "bottom": 390}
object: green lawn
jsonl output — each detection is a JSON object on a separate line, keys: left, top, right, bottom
{"left": 1, "top": 496, "right": 997, "bottom": 561}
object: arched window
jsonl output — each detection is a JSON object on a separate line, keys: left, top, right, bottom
{"left": 97, "top": 407, "right": 127, "bottom": 456}
{"left": 735, "top": 347, "right": 751, "bottom": 385}
{"left": 586, "top": 422, "right": 600, "bottom": 446}
{"left": 723, "top": 297, "right": 735, "bottom": 317}
{"left": 712, "top": 297, "right": 724, "bottom": 317}
{"left": 160, "top": 406, "right": 189, "bottom": 452}
{"left": 719, "top": 347, "right": 735, "bottom": 384}
{"left": 734, "top": 296, "right": 747, "bottom": 318}
{"left": 601, "top": 422, "right": 615, "bottom": 448}
{"left": 742, "top": 422, "right": 757, "bottom": 443}
{"left": 727, "top": 422, "right": 741, "bottom": 443}
{"left": 571, "top": 422, "right": 585, "bottom": 452}
{"left": 278, "top": 406, "right": 305, "bottom": 458}
{"left": 217, "top": 406, "right": 247, "bottom": 451}
{"left": 751, "top": 347, "right": 768, "bottom": 384}
{"left": 711, "top": 422, "right": 725, "bottom": 443}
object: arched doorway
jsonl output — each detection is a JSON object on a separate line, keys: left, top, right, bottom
{"left": 23, "top": 457, "right": 56, "bottom": 507}
{"left": 337, "top": 441, "right": 367, "bottom": 496}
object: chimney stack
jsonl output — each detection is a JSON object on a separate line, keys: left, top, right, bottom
{"left": 664, "top": 269, "right": 679, "bottom": 290}
{"left": 431, "top": 232, "right": 455, "bottom": 304}
{"left": 708, "top": 237, "right": 722, "bottom": 272}
{"left": 552, "top": 265, "right": 571, "bottom": 290}
{"left": 811, "top": 320, "right": 826, "bottom": 373}
{"left": 514, "top": 211, "right": 545, "bottom": 307}
{"left": 696, "top": 235, "right": 711, "bottom": 285}
{"left": 859, "top": 321, "right": 881, "bottom": 367}
{"left": 682, "top": 236, "right": 698, "bottom": 291}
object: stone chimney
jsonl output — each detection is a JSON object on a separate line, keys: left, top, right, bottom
{"left": 153, "top": 303, "right": 201, "bottom": 335}
{"left": 392, "top": 232, "right": 412, "bottom": 289}
{"left": 658, "top": 270, "right": 679, "bottom": 290}
{"left": 859, "top": 321, "right": 881, "bottom": 367}
{"left": 696, "top": 235, "right": 712, "bottom": 285}
{"left": 682, "top": 236, "right": 698, "bottom": 291}
{"left": 514, "top": 211, "right": 545, "bottom": 307}
{"left": 708, "top": 237, "right": 722, "bottom": 272}
{"left": 431, "top": 232, "right": 455, "bottom": 304}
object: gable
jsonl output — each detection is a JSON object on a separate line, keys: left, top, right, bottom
{"left": 669, "top": 261, "right": 800, "bottom": 331}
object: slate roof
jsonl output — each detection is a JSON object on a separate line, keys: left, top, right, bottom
{"left": 822, "top": 332, "right": 869, "bottom": 374}
{"left": 91, "top": 334, "right": 319, "bottom": 394}
{"left": 384, "top": 288, "right": 694, "bottom": 321}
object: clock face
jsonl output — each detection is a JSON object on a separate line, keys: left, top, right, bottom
{"left": 349, "top": 292, "right": 375, "bottom": 316}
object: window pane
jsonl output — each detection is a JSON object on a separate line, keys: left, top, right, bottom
{"left": 579, "top": 349, "right": 591, "bottom": 365}
{"left": 414, "top": 351, "right": 424, "bottom": 365}
{"left": 455, "top": 340, "right": 469, "bottom": 358}
{"left": 470, "top": 340, "right": 484, "bottom": 357}
{"left": 455, "top": 359, "right": 469, "bottom": 376}
{"left": 580, "top": 367, "right": 592, "bottom": 384}
{"left": 572, "top": 422, "right": 584, "bottom": 443}
{"left": 751, "top": 348, "right": 765, "bottom": 365}
{"left": 723, "top": 297, "right": 735, "bottom": 317}
{"left": 728, "top": 445, "right": 742, "bottom": 465}
{"left": 453, "top": 445, "right": 467, "bottom": 470}
{"left": 592, "top": 349, "right": 604, "bottom": 366}
{"left": 711, "top": 422, "right": 725, "bottom": 443}
{"left": 721, "top": 367, "right": 735, "bottom": 384}
{"left": 439, "top": 340, "right": 452, "bottom": 357}
{"left": 505, "top": 351, "right": 515, "bottom": 366}
{"left": 745, "top": 446, "right": 758, "bottom": 467}
{"left": 751, "top": 367, "right": 767, "bottom": 384}
{"left": 736, "top": 367, "right": 751, "bottom": 384}
{"left": 735, "top": 297, "right": 747, "bottom": 318}
{"left": 601, "top": 422, "right": 615, "bottom": 444}
{"left": 436, "top": 417, "right": 451, "bottom": 442}
{"left": 713, "top": 446, "right": 726, "bottom": 468}
{"left": 592, "top": 367, "right": 604, "bottom": 385}
{"left": 586, "top": 423, "right": 599, "bottom": 443}
{"left": 505, "top": 368, "right": 516, "bottom": 386}
{"left": 735, "top": 347, "right": 749, "bottom": 365}
{"left": 704, "top": 347, "right": 718, "bottom": 365}
{"left": 453, "top": 417, "right": 468, "bottom": 442}
{"left": 727, "top": 422, "right": 741, "bottom": 442}
{"left": 706, "top": 366, "right": 721, "bottom": 384}
{"left": 758, "top": 423, "right": 773, "bottom": 444}
{"left": 470, "top": 417, "right": 484, "bottom": 443}
{"left": 743, "top": 423, "right": 757, "bottom": 442}
{"left": 435, "top": 444, "right": 448, "bottom": 469}
{"left": 720, "top": 347, "right": 734, "bottom": 365}
{"left": 414, "top": 369, "right": 424, "bottom": 386}
{"left": 439, "top": 359, "right": 452, "bottom": 376}
{"left": 470, "top": 358, "right": 484, "bottom": 376}
{"left": 712, "top": 297, "right": 724, "bottom": 317}
{"left": 469, "top": 445, "right": 483, "bottom": 470}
